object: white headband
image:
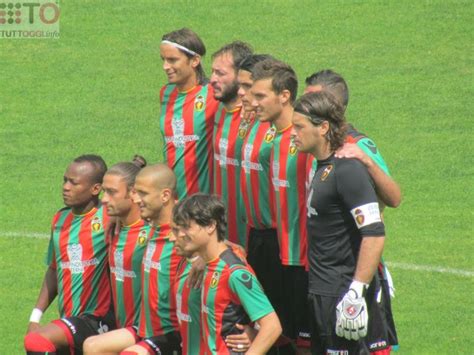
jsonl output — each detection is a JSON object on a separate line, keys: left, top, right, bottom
{"left": 161, "top": 40, "right": 198, "bottom": 57}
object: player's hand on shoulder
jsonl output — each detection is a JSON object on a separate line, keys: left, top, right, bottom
{"left": 336, "top": 280, "right": 369, "bottom": 341}
{"left": 335, "top": 143, "right": 370, "bottom": 166}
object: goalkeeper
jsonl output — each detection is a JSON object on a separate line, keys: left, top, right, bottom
{"left": 291, "top": 91, "right": 390, "bottom": 354}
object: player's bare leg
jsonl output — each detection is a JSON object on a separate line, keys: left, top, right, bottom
{"left": 83, "top": 328, "right": 137, "bottom": 354}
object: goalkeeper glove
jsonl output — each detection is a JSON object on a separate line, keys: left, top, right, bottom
{"left": 336, "top": 280, "right": 369, "bottom": 341}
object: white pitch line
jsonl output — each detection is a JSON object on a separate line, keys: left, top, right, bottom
{"left": 1, "top": 232, "right": 473, "bottom": 277}
{"left": 386, "top": 261, "right": 474, "bottom": 278}
{"left": 1, "top": 231, "right": 49, "bottom": 239}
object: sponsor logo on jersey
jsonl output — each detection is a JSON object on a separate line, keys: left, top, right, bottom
{"left": 350, "top": 202, "right": 382, "bottom": 229}
{"left": 91, "top": 216, "right": 102, "bottom": 232}
{"left": 61, "top": 243, "right": 99, "bottom": 274}
{"left": 307, "top": 189, "right": 318, "bottom": 218}
{"left": 242, "top": 143, "right": 263, "bottom": 172}
{"left": 306, "top": 163, "right": 316, "bottom": 191}
{"left": 111, "top": 250, "right": 136, "bottom": 281}
{"left": 138, "top": 230, "right": 148, "bottom": 245}
{"left": 194, "top": 95, "right": 205, "bottom": 111}
{"left": 167, "top": 116, "right": 199, "bottom": 148}
{"left": 176, "top": 294, "right": 192, "bottom": 322}
{"left": 143, "top": 242, "right": 161, "bottom": 272}
{"left": 210, "top": 271, "right": 220, "bottom": 288}
{"left": 264, "top": 126, "right": 276, "bottom": 143}
{"left": 271, "top": 161, "right": 290, "bottom": 190}
{"left": 214, "top": 138, "right": 239, "bottom": 167}
{"left": 327, "top": 350, "right": 348, "bottom": 355}
{"left": 320, "top": 165, "right": 333, "bottom": 181}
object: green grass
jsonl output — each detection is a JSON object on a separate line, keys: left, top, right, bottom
{"left": 1, "top": 0, "right": 473, "bottom": 353}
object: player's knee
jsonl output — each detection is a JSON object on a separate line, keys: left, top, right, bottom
{"left": 24, "top": 332, "right": 56, "bottom": 352}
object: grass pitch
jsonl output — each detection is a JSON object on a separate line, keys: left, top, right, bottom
{"left": 1, "top": 1, "right": 473, "bottom": 353}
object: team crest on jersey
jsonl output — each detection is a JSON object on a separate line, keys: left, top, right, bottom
{"left": 194, "top": 95, "right": 205, "bottom": 111}
{"left": 210, "top": 271, "right": 220, "bottom": 288}
{"left": 320, "top": 165, "right": 333, "bottom": 181}
{"left": 238, "top": 118, "right": 251, "bottom": 138}
{"left": 264, "top": 126, "right": 277, "bottom": 143}
{"left": 289, "top": 137, "right": 298, "bottom": 155}
{"left": 138, "top": 230, "right": 148, "bottom": 245}
{"left": 91, "top": 216, "right": 101, "bottom": 232}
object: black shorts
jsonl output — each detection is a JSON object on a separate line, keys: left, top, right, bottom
{"left": 308, "top": 283, "right": 390, "bottom": 355}
{"left": 280, "top": 265, "right": 310, "bottom": 346}
{"left": 54, "top": 311, "right": 116, "bottom": 354}
{"left": 246, "top": 228, "right": 283, "bottom": 317}
{"left": 128, "top": 326, "right": 182, "bottom": 355}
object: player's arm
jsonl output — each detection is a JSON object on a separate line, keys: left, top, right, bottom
{"left": 336, "top": 159, "right": 386, "bottom": 340}
{"left": 229, "top": 268, "right": 282, "bottom": 353}
{"left": 335, "top": 143, "right": 401, "bottom": 208}
{"left": 354, "top": 236, "right": 385, "bottom": 284}
{"left": 26, "top": 265, "right": 58, "bottom": 333}
{"left": 225, "top": 324, "right": 257, "bottom": 352}
{"left": 246, "top": 312, "right": 281, "bottom": 354}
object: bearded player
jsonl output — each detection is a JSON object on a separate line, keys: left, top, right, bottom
{"left": 24, "top": 155, "right": 114, "bottom": 355}
{"left": 159, "top": 28, "right": 219, "bottom": 200}
{"left": 210, "top": 41, "right": 253, "bottom": 247}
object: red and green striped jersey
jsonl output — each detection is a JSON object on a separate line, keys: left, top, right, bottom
{"left": 270, "top": 126, "right": 309, "bottom": 266}
{"left": 213, "top": 104, "right": 253, "bottom": 246}
{"left": 201, "top": 248, "right": 274, "bottom": 355}
{"left": 240, "top": 120, "right": 276, "bottom": 229}
{"left": 174, "top": 259, "right": 204, "bottom": 355}
{"left": 46, "top": 205, "right": 111, "bottom": 318}
{"left": 159, "top": 84, "right": 220, "bottom": 199}
{"left": 109, "top": 219, "right": 150, "bottom": 328}
{"left": 138, "top": 223, "right": 180, "bottom": 338}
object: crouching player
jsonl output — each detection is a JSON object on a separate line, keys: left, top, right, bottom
{"left": 24, "top": 155, "right": 115, "bottom": 355}
{"left": 171, "top": 211, "right": 255, "bottom": 354}
{"left": 83, "top": 156, "right": 151, "bottom": 353}
{"left": 172, "top": 193, "right": 282, "bottom": 354}
{"left": 85, "top": 164, "right": 182, "bottom": 355}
